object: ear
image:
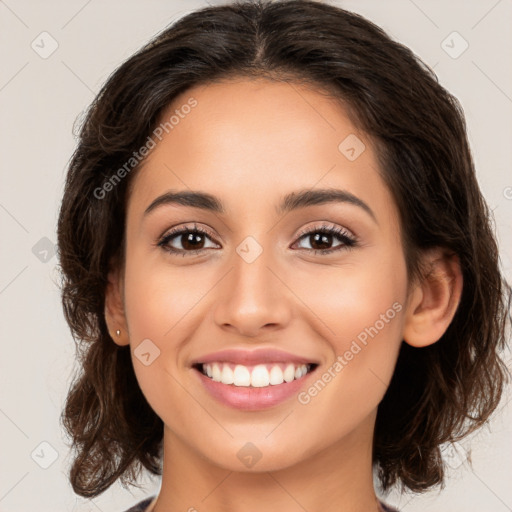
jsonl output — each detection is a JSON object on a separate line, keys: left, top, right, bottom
{"left": 104, "top": 261, "right": 130, "bottom": 346}
{"left": 403, "top": 248, "right": 463, "bottom": 348}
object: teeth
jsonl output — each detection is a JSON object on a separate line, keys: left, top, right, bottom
{"left": 251, "top": 364, "right": 270, "bottom": 387}
{"left": 221, "top": 364, "right": 234, "bottom": 384}
{"left": 201, "top": 362, "right": 312, "bottom": 387}
{"left": 283, "top": 364, "right": 295, "bottom": 383}
{"left": 233, "top": 365, "right": 251, "bottom": 386}
{"left": 269, "top": 365, "right": 284, "bottom": 385}
{"left": 212, "top": 363, "right": 222, "bottom": 382}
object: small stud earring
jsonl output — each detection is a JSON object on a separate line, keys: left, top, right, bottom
{"left": 116, "top": 329, "right": 121, "bottom": 337}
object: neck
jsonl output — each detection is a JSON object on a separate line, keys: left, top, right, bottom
{"left": 151, "top": 411, "right": 381, "bottom": 512}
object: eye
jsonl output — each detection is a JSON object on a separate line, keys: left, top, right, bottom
{"left": 156, "top": 222, "right": 358, "bottom": 257}
{"left": 292, "top": 223, "right": 358, "bottom": 255}
{"left": 156, "top": 223, "right": 219, "bottom": 256}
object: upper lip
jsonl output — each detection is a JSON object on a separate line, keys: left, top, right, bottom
{"left": 191, "top": 348, "right": 320, "bottom": 367}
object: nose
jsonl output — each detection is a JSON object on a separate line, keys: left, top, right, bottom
{"left": 213, "top": 242, "right": 293, "bottom": 338}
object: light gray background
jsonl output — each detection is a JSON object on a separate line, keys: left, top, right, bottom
{"left": 0, "top": 1, "right": 511, "bottom": 511}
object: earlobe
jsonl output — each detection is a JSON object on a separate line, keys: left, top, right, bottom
{"left": 104, "top": 265, "right": 130, "bottom": 346}
{"left": 403, "top": 249, "right": 463, "bottom": 348}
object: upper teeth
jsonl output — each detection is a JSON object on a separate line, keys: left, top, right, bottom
{"left": 201, "top": 363, "right": 310, "bottom": 387}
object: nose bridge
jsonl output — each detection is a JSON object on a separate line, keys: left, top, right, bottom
{"left": 213, "top": 234, "right": 291, "bottom": 334}
{"left": 230, "top": 234, "right": 279, "bottom": 303}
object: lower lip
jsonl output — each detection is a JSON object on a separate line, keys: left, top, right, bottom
{"left": 194, "top": 367, "right": 316, "bottom": 411}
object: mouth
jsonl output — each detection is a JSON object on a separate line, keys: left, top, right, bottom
{"left": 190, "top": 348, "right": 320, "bottom": 410}
{"left": 193, "top": 361, "right": 318, "bottom": 388}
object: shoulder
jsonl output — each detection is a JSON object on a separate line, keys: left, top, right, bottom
{"left": 121, "top": 496, "right": 156, "bottom": 512}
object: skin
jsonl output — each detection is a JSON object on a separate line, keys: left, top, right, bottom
{"left": 105, "top": 78, "right": 463, "bottom": 512}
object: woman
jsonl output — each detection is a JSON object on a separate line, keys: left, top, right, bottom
{"left": 56, "top": 1, "right": 510, "bottom": 511}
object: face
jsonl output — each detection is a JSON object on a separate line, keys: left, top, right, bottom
{"left": 116, "top": 78, "right": 411, "bottom": 472}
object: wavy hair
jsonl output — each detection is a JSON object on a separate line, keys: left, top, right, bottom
{"left": 57, "top": 0, "right": 511, "bottom": 498}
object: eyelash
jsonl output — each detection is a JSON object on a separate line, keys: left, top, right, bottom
{"left": 156, "top": 223, "right": 358, "bottom": 257}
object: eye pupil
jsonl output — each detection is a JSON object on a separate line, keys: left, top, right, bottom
{"left": 311, "top": 232, "right": 332, "bottom": 250}
{"left": 182, "top": 232, "right": 205, "bottom": 250}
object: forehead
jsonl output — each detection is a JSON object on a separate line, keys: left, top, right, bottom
{"left": 127, "top": 78, "right": 398, "bottom": 231}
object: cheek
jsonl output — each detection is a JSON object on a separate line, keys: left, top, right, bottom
{"left": 122, "top": 253, "right": 219, "bottom": 417}
{"left": 123, "top": 253, "right": 215, "bottom": 342}
{"left": 290, "top": 251, "right": 407, "bottom": 408}
{"left": 289, "top": 273, "right": 405, "bottom": 448}
{"left": 291, "top": 257, "right": 406, "bottom": 351}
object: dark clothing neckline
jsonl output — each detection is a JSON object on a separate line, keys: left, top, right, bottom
{"left": 122, "top": 496, "right": 400, "bottom": 512}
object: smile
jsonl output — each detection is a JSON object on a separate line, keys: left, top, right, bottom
{"left": 192, "top": 360, "right": 319, "bottom": 410}
{"left": 196, "top": 362, "right": 316, "bottom": 387}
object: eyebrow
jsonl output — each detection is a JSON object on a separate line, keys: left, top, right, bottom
{"left": 143, "top": 188, "right": 377, "bottom": 224}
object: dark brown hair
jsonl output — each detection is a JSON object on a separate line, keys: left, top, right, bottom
{"left": 57, "top": 0, "right": 511, "bottom": 498}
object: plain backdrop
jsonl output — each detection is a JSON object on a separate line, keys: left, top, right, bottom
{"left": 0, "top": 1, "right": 511, "bottom": 511}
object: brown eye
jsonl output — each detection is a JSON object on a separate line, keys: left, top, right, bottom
{"left": 293, "top": 225, "right": 358, "bottom": 255}
{"left": 157, "top": 225, "right": 219, "bottom": 255}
